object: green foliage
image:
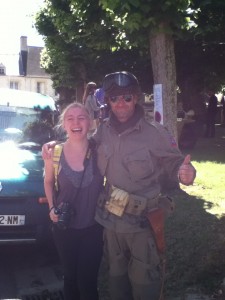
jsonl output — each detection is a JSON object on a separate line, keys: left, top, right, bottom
{"left": 35, "top": 0, "right": 155, "bottom": 95}
{"left": 100, "top": 0, "right": 191, "bottom": 36}
{"left": 23, "top": 120, "right": 54, "bottom": 144}
{"left": 35, "top": 0, "right": 131, "bottom": 95}
{"left": 34, "top": 0, "right": 191, "bottom": 111}
{"left": 190, "top": 0, "right": 225, "bottom": 39}
{"left": 35, "top": 0, "right": 225, "bottom": 110}
{"left": 22, "top": 107, "right": 56, "bottom": 144}
{"left": 175, "top": 0, "right": 225, "bottom": 105}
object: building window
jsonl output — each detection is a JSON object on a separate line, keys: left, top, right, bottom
{"left": 37, "top": 82, "right": 44, "bottom": 94}
{"left": 0, "top": 68, "right": 5, "bottom": 75}
{"left": 10, "top": 82, "right": 19, "bottom": 89}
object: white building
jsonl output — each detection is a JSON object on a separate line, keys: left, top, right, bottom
{"left": 0, "top": 36, "right": 55, "bottom": 98}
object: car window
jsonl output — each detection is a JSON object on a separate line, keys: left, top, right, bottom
{"left": 0, "top": 105, "right": 56, "bottom": 144}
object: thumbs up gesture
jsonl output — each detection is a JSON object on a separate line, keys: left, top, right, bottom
{"left": 178, "top": 154, "right": 196, "bottom": 186}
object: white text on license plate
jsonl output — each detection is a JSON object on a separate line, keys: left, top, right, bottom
{"left": 0, "top": 215, "right": 25, "bottom": 226}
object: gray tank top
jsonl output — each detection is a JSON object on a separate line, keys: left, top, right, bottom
{"left": 55, "top": 148, "right": 103, "bottom": 229}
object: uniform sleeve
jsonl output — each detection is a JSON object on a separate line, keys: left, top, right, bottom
{"left": 150, "top": 122, "right": 184, "bottom": 181}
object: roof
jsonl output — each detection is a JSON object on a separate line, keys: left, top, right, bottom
{"left": 26, "top": 46, "right": 48, "bottom": 77}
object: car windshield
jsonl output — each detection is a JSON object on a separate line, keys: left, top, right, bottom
{"left": 0, "top": 105, "right": 56, "bottom": 145}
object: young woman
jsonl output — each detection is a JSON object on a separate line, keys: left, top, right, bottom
{"left": 44, "top": 102, "right": 104, "bottom": 300}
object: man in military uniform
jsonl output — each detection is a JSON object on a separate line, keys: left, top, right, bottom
{"left": 94, "top": 71, "right": 196, "bottom": 300}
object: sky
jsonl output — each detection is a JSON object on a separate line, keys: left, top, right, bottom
{"left": 0, "top": 0, "right": 45, "bottom": 74}
{"left": 0, "top": 0, "right": 45, "bottom": 54}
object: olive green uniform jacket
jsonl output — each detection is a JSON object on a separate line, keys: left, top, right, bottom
{"left": 94, "top": 106, "right": 184, "bottom": 233}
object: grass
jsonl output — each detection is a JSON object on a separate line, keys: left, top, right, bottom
{"left": 165, "top": 124, "right": 225, "bottom": 297}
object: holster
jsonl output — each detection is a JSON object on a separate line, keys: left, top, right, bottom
{"left": 147, "top": 208, "right": 165, "bottom": 254}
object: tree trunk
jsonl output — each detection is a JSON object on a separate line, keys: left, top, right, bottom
{"left": 149, "top": 23, "right": 178, "bottom": 140}
{"left": 74, "top": 60, "right": 86, "bottom": 102}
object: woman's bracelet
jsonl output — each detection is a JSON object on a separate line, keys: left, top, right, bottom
{"left": 49, "top": 206, "right": 55, "bottom": 213}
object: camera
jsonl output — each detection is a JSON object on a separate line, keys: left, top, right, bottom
{"left": 54, "top": 202, "right": 71, "bottom": 230}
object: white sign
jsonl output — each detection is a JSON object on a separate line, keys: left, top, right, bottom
{"left": 153, "top": 84, "right": 163, "bottom": 124}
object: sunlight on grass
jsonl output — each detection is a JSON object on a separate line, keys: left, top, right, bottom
{"left": 181, "top": 160, "right": 225, "bottom": 218}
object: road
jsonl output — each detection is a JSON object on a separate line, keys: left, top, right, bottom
{"left": 0, "top": 242, "right": 63, "bottom": 299}
{"left": 0, "top": 243, "right": 211, "bottom": 300}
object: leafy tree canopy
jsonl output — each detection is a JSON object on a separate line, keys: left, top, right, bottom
{"left": 35, "top": 0, "right": 225, "bottom": 92}
{"left": 35, "top": 0, "right": 225, "bottom": 134}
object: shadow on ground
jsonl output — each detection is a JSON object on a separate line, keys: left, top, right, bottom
{"left": 165, "top": 189, "right": 225, "bottom": 298}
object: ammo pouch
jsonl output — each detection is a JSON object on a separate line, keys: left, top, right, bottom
{"left": 125, "top": 194, "right": 174, "bottom": 217}
{"left": 97, "top": 184, "right": 174, "bottom": 220}
{"left": 125, "top": 194, "right": 148, "bottom": 216}
{"left": 103, "top": 192, "right": 149, "bottom": 217}
{"left": 105, "top": 192, "right": 129, "bottom": 217}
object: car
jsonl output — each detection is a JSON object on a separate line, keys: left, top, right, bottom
{"left": 0, "top": 88, "right": 58, "bottom": 244}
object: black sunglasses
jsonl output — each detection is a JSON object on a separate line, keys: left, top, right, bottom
{"left": 108, "top": 94, "right": 133, "bottom": 103}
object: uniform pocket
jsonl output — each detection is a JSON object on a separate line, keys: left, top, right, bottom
{"left": 123, "top": 147, "right": 154, "bottom": 183}
{"left": 128, "top": 233, "right": 161, "bottom": 284}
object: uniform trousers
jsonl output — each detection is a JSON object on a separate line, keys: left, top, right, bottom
{"left": 104, "top": 228, "right": 163, "bottom": 300}
{"left": 52, "top": 223, "right": 103, "bottom": 300}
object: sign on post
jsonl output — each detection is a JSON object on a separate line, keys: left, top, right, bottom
{"left": 153, "top": 84, "right": 163, "bottom": 124}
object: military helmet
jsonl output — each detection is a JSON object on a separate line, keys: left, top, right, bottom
{"left": 102, "top": 71, "right": 141, "bottom": 97}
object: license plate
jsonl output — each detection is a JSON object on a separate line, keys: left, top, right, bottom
{"left": 0, "top": 215, "right": 25, "bottom": 226}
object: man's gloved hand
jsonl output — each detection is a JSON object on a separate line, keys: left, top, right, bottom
{"left": 105, "top": 186, "right": 129, "bottom": 217}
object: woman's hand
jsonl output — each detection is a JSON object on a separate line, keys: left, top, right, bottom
{"left": 49, "top": 207, "right": 59, "bottom": 223}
